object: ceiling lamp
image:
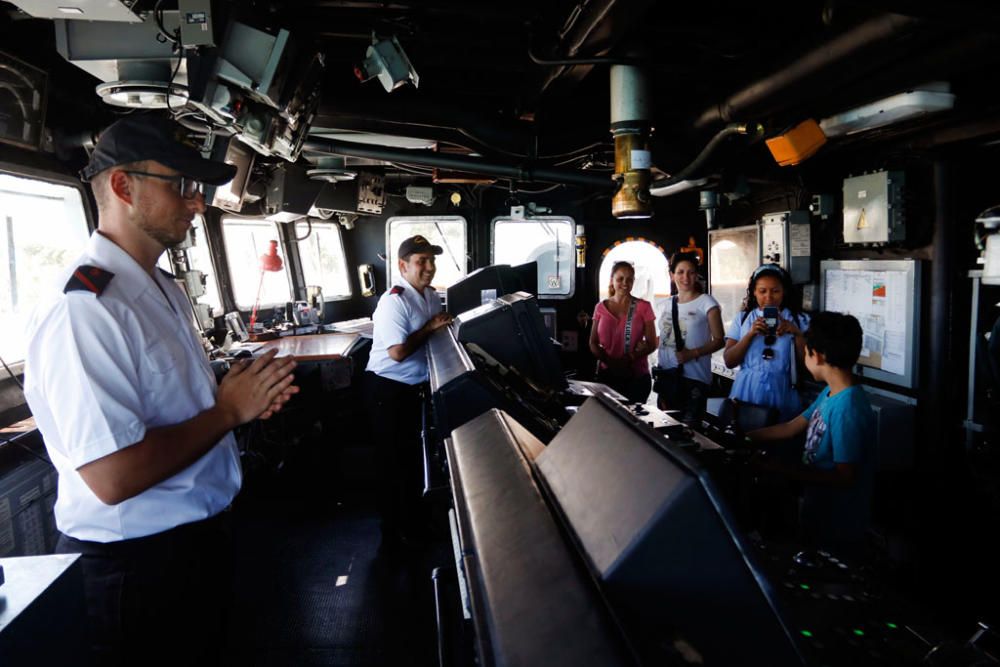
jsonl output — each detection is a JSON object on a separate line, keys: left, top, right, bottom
{"left": 819, "top": 82, "right": 955, "bottom": 137}
{"left": 95, "top": 81, "right": 188, "bottom": 109}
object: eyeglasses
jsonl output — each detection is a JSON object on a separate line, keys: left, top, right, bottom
{"left": 762, "top": 346, "right": 775, "bottom": 361}
{"left": 121, "top": 170, "right": 205, "bottom": 200}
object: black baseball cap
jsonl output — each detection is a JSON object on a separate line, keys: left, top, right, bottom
{"left": 398, "top": 235, "right": 443, "bottom": 259}
{"left": 80, "top": 115, "right": 237, "bottom": 185}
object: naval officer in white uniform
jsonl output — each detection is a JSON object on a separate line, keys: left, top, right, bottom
{"left": 365, "top": 235, "right": 452, "bottom": 551}
{"left": 23, "top": 115, "right": 298, "bottom": 666}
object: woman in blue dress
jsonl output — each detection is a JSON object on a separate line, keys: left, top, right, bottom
{"left": 723, "top": 264, "right": 809, "bottom": 421}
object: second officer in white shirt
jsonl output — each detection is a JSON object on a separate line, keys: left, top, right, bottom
{"left": 365, "top": 235, "right": 452, "bottom": 551}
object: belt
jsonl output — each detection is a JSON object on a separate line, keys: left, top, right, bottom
{"left": 59, "top": 510, "right": 231, "bottom": 558}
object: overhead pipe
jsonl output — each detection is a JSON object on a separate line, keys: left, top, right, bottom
{"left": 531, "top": 0, "right": 655, "bottom": 100}
{"left": 301, "top": 137, "right": 616, "bottom": 190}
{"left": 649, "top": 178, "right": 709, "bottom": 198}
{"left": 694, "top": 13, "right": 922, "bottom": 129}
{"left": 313, "top": 93, "right": 534, "bottom": 159}
{"left": 649, "top": 122, "right": 762, "bottom": 198}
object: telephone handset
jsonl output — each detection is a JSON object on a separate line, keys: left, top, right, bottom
{"left": 358, "top": 264, "right": 376, "bottom": 297}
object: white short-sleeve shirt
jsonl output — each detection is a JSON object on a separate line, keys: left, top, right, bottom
{"left": 23, "top": 232, "right": 241, "bottom": 543}
{"left": 656, "top": 293, "right": 721, "bottom": 385}
{"left": 365, "top": 280, "right": 443, "bottom": 385}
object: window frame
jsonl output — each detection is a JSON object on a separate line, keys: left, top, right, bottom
{"left": 293, "top": 219, "right": 353, "bottom": 301}
{"left": 182, "top": 214, "right": 225, "bottom": 315}
{"left": 490, "top": 215, "right": 577, "bottom": 299}
{"left": 219, "top": 215, "right": 295, "bottom": 311}
{"left": 0, "top": 164, "right": 94, "bottom": 376}
{"left": 385, "top": 215, "right": 468, "bottom": 291}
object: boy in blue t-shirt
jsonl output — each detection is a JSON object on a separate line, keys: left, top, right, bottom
{"left": 747, "top": 311, "right": 875, "bottom": 553}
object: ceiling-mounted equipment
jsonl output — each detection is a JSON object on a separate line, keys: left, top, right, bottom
{"left": 7, "top": 0, "right": 142, "bottom": 22}
{"left": 0, "top": 50, "right": 47, "bottom": 150}
{"left": 764, "top": 119, "right": 826, "bottom": 166}
{"left": 610, "top": 65, "right": 651, "bottom": 219}
{"left": 699, "top": 190, "right": 718, "bottom": 230}
{"left": 355, "top": 34, "right": 419, "bottom": 93}
{"left": 54, "top": 14, "right": 180, "bottom": 88}
{"left": 820, "top": 82, "right": 955, "bottom": 137}
{"left": 265, "top": 163, "right": 325, "bottom": 223}
{"left": 177, "top": 0, "right": 214, "bottom": 49}
{"left": 191, "top": 22, "right": 325, "bottom": 161}
{"left": 95, "top": 80, "right": 188, "bottom": 109}
{"left": 357, "top": 172, "right": 386, "bottom": 214}
{"left": 405, "top": 185, "right": 435, "bottom": 206}
{"left": 210, "top": 137, "right": 255, "bottom": 213}
{"left": 842, "top": 171, "right": 906, "bottom": 245}
{"left": 306, "top": 156, "right": 357, "bottom": 183}
{"left": 50, "top": 10, "right": 323, "bottom": 163}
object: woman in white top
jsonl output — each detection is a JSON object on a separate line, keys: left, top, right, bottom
{"left": 655, "top": 251, "right": 725, "bottom": 421}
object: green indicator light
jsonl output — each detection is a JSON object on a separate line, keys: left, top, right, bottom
{"left": 799, "top": 584, "right": 810, "bottom": 590}
{"left": 887, "top": 622, "right": 898, "bottom": 629}
{"left": 853, "top": 629, "right": 865, "bottom": 637}
{"left": 800, "top": 630, "right": 813, "bottom": 638}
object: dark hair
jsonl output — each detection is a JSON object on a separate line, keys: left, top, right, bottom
{"left": 608, "top": 260, "right": 635, "bottom": 297}
{"left": 668, "top": 251, "right": 703, "bottom": 295}
{"left": 805, "top": 311, "right": 863, "bottom": 369}
{"left": 741, "top": 263, "right": 802, "bottom": 320}
{"left": 669, "top": 251, "right": 700, "bottom": 273}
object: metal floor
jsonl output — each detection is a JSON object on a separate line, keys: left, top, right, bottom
{"left": 225, "top": 493, "right": 441, "bottom": 667}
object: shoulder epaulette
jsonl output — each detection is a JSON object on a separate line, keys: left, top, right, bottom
{"left": 64, "top": 265, "right": 115, "bottom": 296}
{"left": 389, "top": 286, "right": 405, "bottom": 295}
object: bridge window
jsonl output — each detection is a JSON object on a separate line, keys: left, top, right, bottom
{"left": 492, "top": 217, "right": 575, "bottom": 298}
{"left": 295, "top": 220, "right": 351, "bottom": 299}
{"left": 386, "top": 216, "right": 467, "bottom": 290}
{"left": 0, "top": 172, "right": 90, "bottom": 367}
{"left": 597, "top": 239, "right": 672, "bottom": 307}
{"left": 221, "top": 217, "right": 293, "bottom": 309}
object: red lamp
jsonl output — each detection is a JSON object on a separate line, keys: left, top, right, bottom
{"left": 249, "top": 240, "right": 284, "bottom": 330}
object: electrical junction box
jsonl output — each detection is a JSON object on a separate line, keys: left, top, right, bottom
{"left": 842, "top": 171, "right": 906, "bottom": 245}
{"left": 760, "top": 210, "right": 812, "bottom": 284}
{"left": 178, "top": 0, "right": 214, "bottom": 48}
{"left": 357, "top": 172, "right": 386, "bottom": 214}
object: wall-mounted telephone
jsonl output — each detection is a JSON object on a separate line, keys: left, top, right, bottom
{"left": 358, "top": 264, "right": 376, "bottom": 297}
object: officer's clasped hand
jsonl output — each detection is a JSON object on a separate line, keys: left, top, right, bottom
{"left": 216, "top": 349, "right": 299, "bottom": 425}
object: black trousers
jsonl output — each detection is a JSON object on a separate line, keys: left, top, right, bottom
{"left": 596, "top": 369, "right": 652, "bottom": 404}
{"left": 364, "top": 371, "right": 426, "bottom": 542}
{"left": 56, "top": 511, "right": 232, "bottom": 667}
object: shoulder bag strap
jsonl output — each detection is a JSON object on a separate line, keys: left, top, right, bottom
{"left": 789, "top": 311, "right": 800, "bottom": 388}
{"left": 672, "top": 297, "right": 685, "bottom": 371}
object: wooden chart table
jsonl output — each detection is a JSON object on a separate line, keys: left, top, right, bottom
{"left": 256, "top": 333, "right": 362, "bottom": 361}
